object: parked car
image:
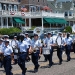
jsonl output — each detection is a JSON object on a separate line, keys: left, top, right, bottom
{"left": 9, "top": 32, "right": 21, "bottom": 40}
{"left": 23, "top": 30, "right": 34, "bottom": 39}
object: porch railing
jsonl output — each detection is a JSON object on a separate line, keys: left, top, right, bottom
{"left": 0, "top": 10, "right": 65, "bottom": 18}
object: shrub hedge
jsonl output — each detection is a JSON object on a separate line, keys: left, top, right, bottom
{"left": 0, "top": 27, "right": 21, "bottom": 35}
{"left": 64, "top": 26, "right": 72, "bottom": 33}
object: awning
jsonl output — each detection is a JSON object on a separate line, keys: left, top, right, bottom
{"left": 43, "top": 18, "right": 55, "bottom": 24}
{"left": 43, "top": 18, "right": 67, "bottom": 24}
{"left": 13, "top": 17, "right": 25, "bottom": 24}
{"left": 52, "top": 18, "right": 67, "bottom": 24}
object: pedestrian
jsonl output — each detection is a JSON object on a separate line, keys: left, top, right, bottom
{"left": 11, "top": 36, "right": 19, "bottom": 64}
{"left": 24, "top": 33, "right": 31, "bottom": 46}
{"left": 24, "top": 33, "right": 31, "bottom": 62}
{"left": 18, "top": 34, "right": 29, "bottom": 75}
{"left": 0, "top": 38, "right": 4, "bottom": 68}
{"left": 42, "top": 33, "right": 48, "bottom": 62}
{"left": 56, "top": 32, "right": 64, "bottom": 65}
{"left": 44, "top": 32, "right": 54, "bottom": 67}
{"left": 64, "top": 33, "right": 72, "bottom": 62}
{"left": 1, "top": 40, "right": 13, "bottom": 75}
{"left": 30, "top": 33, "right": 42, "bottom": 72}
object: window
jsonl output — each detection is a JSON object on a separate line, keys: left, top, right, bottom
{"left": 18, "top": 0, "right": 21, "bottom": 2}
{"left": 74, "top": 1, "right": 75, "bottom": 7}
{"left": 43, "top": 0, "right": 44, "bottom": 2}
{"left": 38, "top": 0, "right": 39, "bottom": 2}
{"left": 69, "top": 11, "right": 72, "bottom": 16}
{"left": 3, "top": 4, "right": 6, "bottom": 10}
{"left": 14, "top": 5, "right": 17, "bottom": 11}
{"left": 0, "top": 3, "right": 2, "bottom": 11}
{"left": 9, "top": 5, "right": 12, "bottom": 11}
{"left": 65, "top": 12, "right": 68, "bottom": 16}
{"left": 37, "top": 6, "right": 40, "bottom": 11}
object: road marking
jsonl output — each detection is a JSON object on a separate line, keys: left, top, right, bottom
{"left": 3, "top": 53, "right": 75, "bottom": 75}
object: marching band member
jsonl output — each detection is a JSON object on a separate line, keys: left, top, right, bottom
{"left": 1, "top": 40, "right": 13, "bottom": 75}
{"left": 44, "top": 32, "right": 54, "bottom": 68}
{"left": 30, "top": 33, "right": 42, "bottom": 72}
{"left": 62, "top": 33, "right": 66, "bottom": 54}
{"left": 3, "top": 35, "right": 11, "bottom": 46}
{"left": 11, "top": 36, "right": 19, "bottom": 64}
{"left": 24, "top": 33, "right": 31, "bottom": 47}
{"left": 42, "top": 33, "right": 48, "bottom": 62}
{"left": 0, "top": 38, "right": 4, "bottom": 68}
{"left": 17, "top": 34, "right": 29, "bottom": 75}
{"left": 24, "top": 33, "right": 31, "bottom": 62}
{"left": 56, "top": 32, "right": 64, "bottom": 65}
{"left": 64, "top": 33, "right": 73, "bottom": 62}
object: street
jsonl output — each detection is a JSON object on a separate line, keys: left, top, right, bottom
{"left": 0, "top": 51, "right": 75, "bottom": 75}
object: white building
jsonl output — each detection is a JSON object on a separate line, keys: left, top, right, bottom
{"left": 0, "top": 0, "right": 66, "bottom": 32}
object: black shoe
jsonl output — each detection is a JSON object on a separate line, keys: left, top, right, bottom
{"left": 52, "top": 62, "right": 55, "bottom": 65}
{"left": 48, "top": 64, "right": 52, "bottom": 68}
{"left": 10, "top": 72, "right": 13, "bottom": 75}
{"left": 22, "top": 73, "right": 26, "bottom": 75}
{"left": 47, "top": 65, "right": 51, "bottom": 68}
{"left": 66, "top": 59, "right": 70, "bottom": 62}
{"left": 59, "top": 62, "right": 62, "bottom": 65}
{"left": 34, "top": 69, "right": 38, "bottom": 73}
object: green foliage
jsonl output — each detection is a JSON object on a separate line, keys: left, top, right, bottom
{"left": 0, "top": 27, "right": 21, "bottom": 35}
{"left": 64, "top": 26, "right": 72, "bottom": 33}
{"left": 29, "top": 26, "right": 36, "bottom": 30}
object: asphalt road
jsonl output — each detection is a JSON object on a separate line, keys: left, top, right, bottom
{"left": 0, "top": 51, "right": 75, "bottom": 75}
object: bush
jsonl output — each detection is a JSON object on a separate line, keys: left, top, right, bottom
{"left": 29, "top": 26, "right": 36, "bottom": 30}
{"left": 0, "top": 27, "right": 22, "bottom": 35}
{"left": 64, "top": 26, "right": 72, "bottom": 33}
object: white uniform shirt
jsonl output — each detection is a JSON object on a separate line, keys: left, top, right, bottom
{"left": 31, "top": 39, "right": 42, "bottom": 50}
{"left": 18, "top": 40, "right": 29, "bottom": 52}
{"left": 45, "top": 37, "right": 53, "bottom": 49}
{"left": 24, "top": 37, "right": 31, "bottom": 45}
{"left": 65, "top": 37, "right": 72, "bottom": 45}
{"left": 0, "top": 44, "right": 3, "bottom": 52}
{"left": 2, "top": 45, "right": 13, "bottom": 56}
{"left": 42, "top": 37, "right": 47, "bottom": 44}
{"left": 11, "top": 40, "right": 18, "bottom": 48}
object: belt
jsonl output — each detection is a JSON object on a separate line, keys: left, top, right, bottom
{"left": 20, "top": 52, "right": 27, "bottom": 54}
{"left": 4, "top": 55, "right": 10, "bottom": 58}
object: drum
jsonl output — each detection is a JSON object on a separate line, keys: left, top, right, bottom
{"left": 13, "top": 48, "right": 19, "bottom": 54}
{"left": 42, "top": 47, "right": 50, "bottom": 55}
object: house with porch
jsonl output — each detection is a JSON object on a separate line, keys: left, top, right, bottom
{"left": 0, "top": 0, "right": 67, "bottom": 32}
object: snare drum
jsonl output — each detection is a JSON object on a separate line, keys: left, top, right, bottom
{"left": 42, "top": 47, "right": 50, "bottom": 55}
{"left": 13, "top": 48, "right": 19, "bottom": 54}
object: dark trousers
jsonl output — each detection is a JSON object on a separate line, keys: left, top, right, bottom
{"left": 57, "top": 47, "right": 62, "bottom": 63}
{"left": 49, "top": 49, "right": 53, "bottom": 66}
{"left": 18, "top": 52, "right": 27, "bottom": 75}
{"left": 0, "top": 60, "right": 3, "bottom": 68}
{"left": 43, "top": 55, "right": 48, "bottom": 61}
{"left": 3, "top": 55, "right": 12, "bottom": 75}
{"left": 65, "top": 45, "right": 71, "bottom": 61}
{"left": 31, "top": 50, "right": 39, "bottom": 69}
